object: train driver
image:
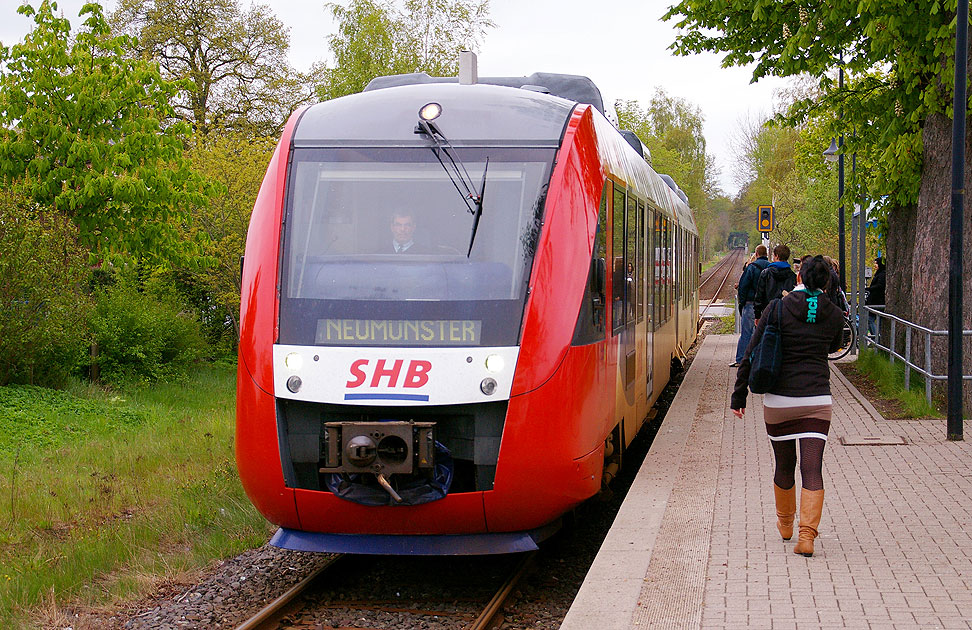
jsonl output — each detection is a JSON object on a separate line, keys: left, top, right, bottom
{"left": 385, "top": 211, "right": 430, "bottom": 254}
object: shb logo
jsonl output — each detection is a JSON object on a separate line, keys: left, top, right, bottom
{"left": 344, "top": 359, "right": 432, "bottom": 401}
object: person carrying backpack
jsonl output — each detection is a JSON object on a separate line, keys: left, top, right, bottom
{"left": 754, "top": 244, "right": 797, "bottom": 322}
{"left": 732, "top": 244, "right": 770, "bottom": 367}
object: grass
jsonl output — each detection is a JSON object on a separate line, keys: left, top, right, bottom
{"left": 714, "top": 312, "right": 737, "bottom": 334}
{"left": 853, "top": 348, "right": 942, "bottom": 418}
{"left": 0, "top": 364, "right": 274, "bottom": 629}
{"left": 701, "top": 252, "right": 727, "bottom": 274}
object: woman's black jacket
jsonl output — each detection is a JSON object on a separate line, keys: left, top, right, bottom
{"left": 731, "top": 290, "right": 846, "bottom": 411}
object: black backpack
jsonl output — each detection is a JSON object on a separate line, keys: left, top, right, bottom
{"left": 749, "top": 299, "right": 784, "bottom": 394}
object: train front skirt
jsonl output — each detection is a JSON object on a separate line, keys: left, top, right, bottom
{"left": 268, "top": 520, "right": 562, "bottom": 555}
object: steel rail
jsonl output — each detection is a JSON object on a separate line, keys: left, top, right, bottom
{"left": 234, "top": 554, "right": 343, "bottom": 630}
{"left": 698, "top": 248, "right": 737, "bottom": 291}
{"left": 699, "top": 249, "right": 743, "bottom": 321}
{"left": 467, "top": 550, "right": 538, "bottom": 630}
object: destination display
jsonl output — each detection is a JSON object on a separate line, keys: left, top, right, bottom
{"left": 316, "top": 318, "right": 482, "bottom": 346}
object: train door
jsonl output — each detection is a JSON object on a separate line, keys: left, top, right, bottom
{"left": 612, "top": 184, "right": 637, "bottom": 447}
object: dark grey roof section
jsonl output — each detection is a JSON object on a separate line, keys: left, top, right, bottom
{"left": 292, "top": 83, "right": 575, "bottom": 146}
{"left": 619, "top": 130, "right": 644, "bottom": 159}
{"left": 365, "top": 72, "right": 604, "bottom": 114}
{"left": 294, "top": 83, "right": 575, "bottom": 147}
{"left": 659, "top": 174, "right": 689, "bottom": 205}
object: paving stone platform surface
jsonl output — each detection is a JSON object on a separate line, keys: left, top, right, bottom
{"left": 561, "top": 333, "right": 972, "bottom": 630}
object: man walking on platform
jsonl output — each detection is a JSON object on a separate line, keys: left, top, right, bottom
{"left": 754, "top": 244, "right": 797, "bottom": 322}
{"left": 731, "top": 244, "right": 769, "bottom": 367}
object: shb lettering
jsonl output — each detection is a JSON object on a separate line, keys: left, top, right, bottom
{"left": 346, "top": 359, "right": 432, "bottom": 388}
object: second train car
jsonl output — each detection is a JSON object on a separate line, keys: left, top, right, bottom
{"left": 236, "top": 67, "right": 700, "bottom": 554}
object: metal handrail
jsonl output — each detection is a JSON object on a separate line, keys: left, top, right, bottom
{"left": 860, "top": 305, "right": 972, "bottom": 406}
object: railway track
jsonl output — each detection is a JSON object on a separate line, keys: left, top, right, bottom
{"left": 699, "top": 247, "right": 746, "bottom": 320}
{"left": 234, "top": 550, "right": 537, "bottom": 630}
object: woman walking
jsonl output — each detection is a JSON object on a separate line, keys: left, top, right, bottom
{"left": 730, "top": 255, "right": 846, "bottom": 556}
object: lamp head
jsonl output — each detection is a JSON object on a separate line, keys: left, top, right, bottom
{"left": 823, "top": 137, "right": 839, "bottom": 163}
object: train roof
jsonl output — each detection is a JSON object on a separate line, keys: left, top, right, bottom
{"left": 292, "top": 80, "right": 696, "bottom": 234}
{"left": 591, "top": 108, "right": 697, "bottom": 234}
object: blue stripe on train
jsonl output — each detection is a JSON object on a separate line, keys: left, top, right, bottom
{"left": 343, "top": 393, "right": 430, "bottom": 401}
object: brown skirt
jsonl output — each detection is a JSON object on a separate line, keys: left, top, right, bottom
{"left": 762, "top": 393, "right": 832, "bottom": 441}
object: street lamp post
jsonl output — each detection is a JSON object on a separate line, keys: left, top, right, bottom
{"left": 823, "top": 129, "right": 845, "bottom": 291}
{"left": 822, "top": 65, "right": 847, "bottom": 290}
{"left": 947, "top": 0, "right": 967, "bottom": 440}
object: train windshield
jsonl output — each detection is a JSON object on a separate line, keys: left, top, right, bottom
{"left": 279, "top": 147, "right": 555, "bottom": 347}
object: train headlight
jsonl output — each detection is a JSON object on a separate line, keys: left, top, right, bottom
{"left": 286, "top": 375, "right": 302, "bottom": 393}
{"left": 484, "top": 354, "right": 505, "bottom": 373}
{"left": 419, "top": 102, "right": 442, "bottom": 121}
{"left": 284, "top": 352, "right": 303, "bottom": 372}
{"left": 480, "top": 377, "right": 497, "bottom": 395}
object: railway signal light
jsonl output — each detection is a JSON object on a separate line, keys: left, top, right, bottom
{"left": 757, "top": 205, "right": 774, "bottom": 232}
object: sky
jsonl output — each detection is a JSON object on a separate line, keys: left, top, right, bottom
{"left": 0, "top": 0, "right": 790, "bottom": 197}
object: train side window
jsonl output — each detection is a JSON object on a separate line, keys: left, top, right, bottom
{"left": 665, "top": 219, "right": 675, "bottom": 321}
{"left": 645, "top": 206, "right": 653, "bottom": 329}
{"left": 691, "top": 235, "right": 697, "bottom": 302}
{"left": 677, "top": 227, "right": 683, "bottom": 307}
{"left": 612, "top": 185, "right": 626, "bottom": 334}
{"left": 679, "top": 227, "right": 685, "bottom": 307}
{"left": 674, "top": 227, "right": 680, "bottom": 306}
{"left": 658, "top": 216, "right": 665, "bottom": 325}
{"left": 652, "top": 211, "right": 661, "bottom": 329}
{"left": 636, "top": 200, "right": 645, "bottom": 323}
{"left": 572, "top": 183, "right": 608, "bottom": 346}
{"left": 681, "top": 229, "right": 687, "bottom": 307}
{"left": 664, "top": 217, "right": 671, "bottom": 321}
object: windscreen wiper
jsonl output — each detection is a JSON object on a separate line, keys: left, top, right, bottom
{"left": 466, "top": 158, "right": 487, "bottom": 256}
{"left": 415, "top": 104, "right": 487, "bottom": 257}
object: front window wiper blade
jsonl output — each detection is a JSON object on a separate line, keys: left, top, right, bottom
{"left": 467, "top": 158, "right": 487, "bottom": 256}
{"left": 415, "top": 119, "right": 487, "bottom": 256}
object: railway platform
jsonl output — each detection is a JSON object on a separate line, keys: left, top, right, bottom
{"left": 562, "top": 333, "right": 972, "bottom": 630}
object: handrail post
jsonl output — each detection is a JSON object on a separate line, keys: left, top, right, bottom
{"left": 926, "top": 331, "right": 933, "bottom": 407}
{"left": 905, "top": 327, "right": 912, "bottom": 390}
{"left": 890, "top": 320, "right": 896, "bottom": 364}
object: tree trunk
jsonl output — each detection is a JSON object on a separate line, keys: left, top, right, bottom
{"left": 884, "top": 202, "right": 916, "bottom": 349}
{"left": 911, "top": 101, "right": 972, "bottom": 415}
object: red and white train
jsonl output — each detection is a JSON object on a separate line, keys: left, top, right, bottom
{"left": 236, "top": 68, "right": 700, "bottom": 554}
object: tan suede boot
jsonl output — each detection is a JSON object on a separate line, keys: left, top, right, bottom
{"left": 773, "top": 484, "right": 796, "bottom": 540}
{"left": 793, "top": 488, "right": 824, "bottom": 556}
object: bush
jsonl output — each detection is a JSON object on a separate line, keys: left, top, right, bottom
{"left": 0, "top": 192, "right": 91, "bottom": 386}
{"left": 90, "top": 283, "right": 207, "bottom": 384}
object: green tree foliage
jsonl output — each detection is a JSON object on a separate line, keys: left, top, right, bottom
{"left": 404, "top": 0, "right": 494, "bottom": 75}
{"left": 0, "top": 1, "right": 215, "bottom": 267}
{"left": 111, "top": 0, "right": 311, "bottom": 135}
{"left": 616, "top": 91, "right": 723, "bottom": 256}
{"left": 0, "top": 190, "right": 91, "bottom": 386}
{"left": 183, "top": 132, "right": 277, "bottom": 351}
{"left": 663, "top": 0, "right": 961, "bottom": 218}
{"left": 315, "top": 0, "right": 494, "bottom": 100}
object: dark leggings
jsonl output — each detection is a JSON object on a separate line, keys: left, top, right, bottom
{"left": 771, "top": 438, "right": 826, "bottom": 491}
